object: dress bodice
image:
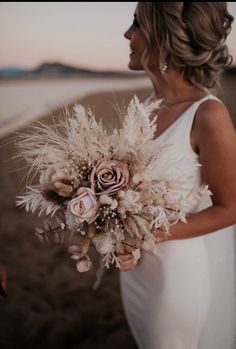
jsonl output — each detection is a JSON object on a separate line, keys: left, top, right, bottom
{"left": 121, "top": 93, "right": 236, "bottom": 349}
{"left": 144, "top": 93, "right": 222, "bottom": 215}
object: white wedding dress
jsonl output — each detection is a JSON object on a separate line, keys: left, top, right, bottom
{"left": 119, "top": 93, "right": 236, "bottom": 349}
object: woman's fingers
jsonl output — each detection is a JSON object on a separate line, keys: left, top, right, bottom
{"left": 117, "top": 253, "right": 137, "bottom": 271}
{"left": 117, "top": 253, "right": 133, "bottom": 261}
{"left": 120, "top": 258, "right": 136, "bottom": 271}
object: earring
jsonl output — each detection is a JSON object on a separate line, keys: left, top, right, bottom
{"left": 162, "top": 62, "right": 168, "bottom": 72}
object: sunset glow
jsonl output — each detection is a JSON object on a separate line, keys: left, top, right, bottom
{"left": 1, "top": 2, "right": 236, "bottom": 71}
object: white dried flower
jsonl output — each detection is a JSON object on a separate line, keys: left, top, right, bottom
{"left": 93, "top": 234, "right": 114, "bottom": 254}
{"left": 118, "top": 189, "right": 142, "bottom": 214}
{"left": 132, "top": 174, "right": 142, "bottom": 185}
{"left": 99, "top": 194, "right": 113, "bottom": 205}
{"left": 117, "top": 190, "right": 125, "bottom": 199}
{"left": 110, "top": 199, "right": 118, "bottom": 210}
{"left": 132, "top": 248, "right": 141, "bottom": 263}
{"left": 99, "top": 194, "right": 118, "bottom": 210}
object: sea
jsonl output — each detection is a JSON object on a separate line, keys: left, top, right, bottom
{"left": 0, "top": 76, "right": 151, "bottom": 138}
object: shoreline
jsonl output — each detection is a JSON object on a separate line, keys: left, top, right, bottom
{"left": 0, "top": 73, "right": 146, "bottom": 85}
{"left": 0, "top": 77, "right": 151, "bottom": 138}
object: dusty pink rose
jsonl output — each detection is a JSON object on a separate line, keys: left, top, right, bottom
{"left": 90, "top": 158, "right": 129, "bottom": 196}
{"left": 68, "top": 187, "right": 98, "bottom": 224}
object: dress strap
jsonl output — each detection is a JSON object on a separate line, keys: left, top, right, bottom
{"left": 156, "top": 94, "right": 223, "bottom": 155}
{"left": 182, "top": 94, "right": 222, "bottom": 154}
{"left": 187, "top": 94, "right": 222, "bottom": 131}
{"left": 195, "top": 94, "right": 222, "bottom": 106}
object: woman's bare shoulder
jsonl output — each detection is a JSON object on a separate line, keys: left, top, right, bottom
{"left": 195, "top": 98, "right": 235, "bottom": 136}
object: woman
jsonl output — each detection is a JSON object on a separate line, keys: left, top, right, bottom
{"left": 118, "top": 2, "right": 236, "bottom": 349}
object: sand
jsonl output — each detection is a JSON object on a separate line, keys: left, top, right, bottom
{"left": 0, "top": 76, "right": 235, "bottom": 349}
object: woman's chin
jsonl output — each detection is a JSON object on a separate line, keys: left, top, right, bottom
{"left": 128, "top": 60, "right": 144, "bottom": 71}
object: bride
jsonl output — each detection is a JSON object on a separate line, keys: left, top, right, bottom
{"left": 117, "top": 2, "right": 236, "bottom": 349}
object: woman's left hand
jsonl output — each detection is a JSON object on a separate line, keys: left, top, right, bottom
{"left": 153, "top": 228, "right": 168, "bottom": 242}
{"left": 117, "top": 245, "right": 140, "bottom": 271}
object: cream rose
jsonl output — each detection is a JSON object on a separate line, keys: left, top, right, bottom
{"left": 90, "top": 159, "right": 129, "bottom": 196}
{"left": 68, "top": 187, "right": 98, "bottom": 224}
{"left": 76, "top": 256, "right": 92, "bottom": 272}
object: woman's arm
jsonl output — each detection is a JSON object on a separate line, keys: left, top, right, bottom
{"left": 159, "top": 100, "right": 236, "bottom": 241}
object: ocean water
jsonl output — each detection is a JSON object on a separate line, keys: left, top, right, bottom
{"left": 0, "top": 77, "right": 151, "bottom": 137}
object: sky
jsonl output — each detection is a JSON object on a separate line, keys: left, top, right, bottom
{"left": 0, "top": 2, "right": 236, "bottom": 71}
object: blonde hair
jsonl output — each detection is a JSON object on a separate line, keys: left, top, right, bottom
{"left": 136, "top": 2, "right": 234, "bottom": 90}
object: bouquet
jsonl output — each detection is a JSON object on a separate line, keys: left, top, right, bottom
{"left": 16, "top": 95, "right": 211, "bottom": 288}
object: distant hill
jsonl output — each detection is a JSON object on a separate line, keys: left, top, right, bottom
{"left": 1, "top": 62, "right": 234, "bottom": 80}
{"left": 0, "top": 62, "right": 142, "bottom": 79}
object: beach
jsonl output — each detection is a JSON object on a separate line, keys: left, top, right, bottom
{"left": 0, "top": 75, "right": 235, "bottom": 349}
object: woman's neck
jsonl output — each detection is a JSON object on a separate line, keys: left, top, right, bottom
{"left": 149, "top": 67, "right": 209, "bottom": 106}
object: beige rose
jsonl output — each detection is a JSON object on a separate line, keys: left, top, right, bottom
{"left": 68, "top": 187, "right": 98, "bottom": 224}
{"left": 68, "top": 246, "right": 92, "bottom": 272}
{"left": 90, "top": 158, "right": 129, "bottom": 196}
{"left": 76, "top": 255, "right": 92, "bottom": 272}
